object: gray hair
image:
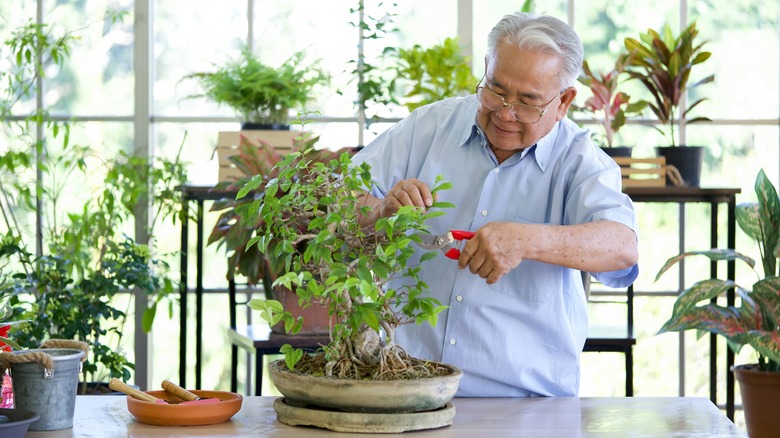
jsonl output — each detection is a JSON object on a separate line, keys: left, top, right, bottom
{"left": 486, "top": 12, "right": 583, "bottom": 88}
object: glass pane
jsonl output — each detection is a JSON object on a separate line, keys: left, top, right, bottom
{"left": 45, "top": 0, "right": 135, "bottom": 116}
{"left": 154, "top": 0, "right": 247, "bottom": 118}
{"left": 689, "top": 0, "right": 779, "bottom": 120}
{"left": 688, "top": 124, "right": 780, "bottom": 190}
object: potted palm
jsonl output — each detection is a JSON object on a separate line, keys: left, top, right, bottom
{"left": 655, "top": 169, "right": 780, "bottom": 438}
{"left": 239, "top": 122, "right": 462, "bottom": 432}
{"left": 624, "top": 21, "right": 714, "bottom": 186}
{"left": 574, "top": 53, "right": 647, "bottom": 157}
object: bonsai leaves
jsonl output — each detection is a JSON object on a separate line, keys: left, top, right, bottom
{"left": 245, "top": 143, "right": 452, "bottom": 372}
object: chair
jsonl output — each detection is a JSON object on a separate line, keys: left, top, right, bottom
{"left": 582, "top": 272, "right": 636, "bottom": 396}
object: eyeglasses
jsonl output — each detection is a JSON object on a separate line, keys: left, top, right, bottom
{"left": 476, "top": 82, "right": 567, "bottom": 124}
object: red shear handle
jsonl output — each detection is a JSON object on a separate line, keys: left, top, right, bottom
{"left": 444, "top": 230, "right": 476, "bottom": 259}
{"left": 450, "top": 230, "right": 475, "bottom": 240}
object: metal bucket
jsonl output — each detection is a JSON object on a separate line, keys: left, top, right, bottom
{"left": 9, "top": 348, "right": 85, "bottom": 431}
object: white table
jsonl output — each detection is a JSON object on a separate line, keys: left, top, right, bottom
{"left": 27, "top": 396, "right": 744, "bottom": 437}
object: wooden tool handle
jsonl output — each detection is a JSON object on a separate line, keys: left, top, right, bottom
{"left": 161, "top": 379, "right": 199, "bottom": 401}
{"left": 109, "top": 378, "right": 161, "bottom": 403}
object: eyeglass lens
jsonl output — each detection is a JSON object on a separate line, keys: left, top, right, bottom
{"left": 477, "top": 88, "right": 542, "bottom": 124}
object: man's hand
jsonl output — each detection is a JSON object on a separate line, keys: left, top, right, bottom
{"left": 457, "top": 222, "right": 525, "bottom": 285}
{"left": 358, "top": 178, "right": 433, "bottom": 228}
{"left": 380, "top": 179, "right": 434, "bottom": 217}
{"left": 457, "top": 221, "right": 638, "bottom": 285}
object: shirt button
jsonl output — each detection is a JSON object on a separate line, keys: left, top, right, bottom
{"left": 493, "top": 168, "right": 500, "bottom": 174}
{"left": 449, "top": 339, "right": 456, "bottom": 345}
{"left": 456, "top": 295, "right": 463, "bottom": 302}
{"left": 481, "top": 210, "right": 488, "bottom": 216}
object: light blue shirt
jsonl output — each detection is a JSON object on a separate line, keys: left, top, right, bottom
{"left": 352, "top": 95, "right": 638, "bottom": 397}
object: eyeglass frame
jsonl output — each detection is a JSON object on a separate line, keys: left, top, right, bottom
{"left": 475, "top": 78, "right": 569, "bottom": 124}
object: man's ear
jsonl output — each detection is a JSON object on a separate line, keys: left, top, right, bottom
{"left": 556, "top": 87, "right": 577, "bottom": 120}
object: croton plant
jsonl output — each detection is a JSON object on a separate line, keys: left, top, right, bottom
{"left": 656, "top": 169, "right": 780, "bottom": 371}
{"left": 575, "top": 53, "right": 647, "bottom": 148}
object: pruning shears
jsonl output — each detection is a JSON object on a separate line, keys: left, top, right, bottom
{"left": 414, "top": 230, "right": 475, "bottom": 260}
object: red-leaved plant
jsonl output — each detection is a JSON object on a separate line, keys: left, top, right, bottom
{"left": 575, "top": 53, "right": 647, "bottom": 148}
{"left": 656, "top": 169, "right": 780, "bottom": 371}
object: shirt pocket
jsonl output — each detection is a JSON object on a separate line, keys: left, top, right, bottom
{"left": 487, "top": 260, "right": 559, "bottom": 303}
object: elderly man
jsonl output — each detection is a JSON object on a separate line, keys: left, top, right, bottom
{"left": 353, "top": 12, "right": 638, "bottom": 397}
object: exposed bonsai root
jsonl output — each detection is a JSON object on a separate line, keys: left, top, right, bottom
{"left": 287, "top": 346, "right": 451, "bottom": 381}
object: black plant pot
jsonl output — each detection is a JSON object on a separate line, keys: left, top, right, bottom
{"left": 241, "top": 122, "right": 290, "bottom": 131}
{"left": 655, "top": 146, "right": 704, "bottom": 187}
{"left": 601, "top": 146, "right": 633, "bottom": 158}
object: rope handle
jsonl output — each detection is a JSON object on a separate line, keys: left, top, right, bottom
{"left": 0, "top": 339, "right": 89, "bottom": 378}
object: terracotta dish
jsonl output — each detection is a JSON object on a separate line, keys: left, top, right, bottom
{"left": 126, "top": 390, "right": 242, "bottom": 426}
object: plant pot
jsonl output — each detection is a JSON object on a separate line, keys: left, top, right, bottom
{"left": 268, "top": 358, "right": 462, "bottom": 414}
{"left": 601, "top": 146, "right": 633, "bottom": 158}
{"left": 733, "top": 364, "right": 780, "bottom": 438}
{"left": 270, "top": 286, "right": 331, "bottom": 335}
{"left": 655, "top": 146, "right": 704, "bottom": 187}
{"left": 241, "top": 122, "right": 290, "bottom": 131}
{"left": 8, "top": 348, "right": 85, "bottom": 431}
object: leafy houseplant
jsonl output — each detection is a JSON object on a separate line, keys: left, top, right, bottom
{"left": 185, "top": 48, "right": 329, "bottom": 129}
{"left": 387, "top": 37, "right": 478, "bottom": 112}
{"left": 0, "top": 17, "right": 185, "bottom": 392}
{"left": 623, "top": 22, "right": 714, "bottom": 147}
{"left": 655, "top": 169, "right": 780, "bottom": 437}
{"left": 623, "top": 22, "right": 714, "bottom": 186}
{"left": 575, "top": 54, "right": 647, "bottom": 152}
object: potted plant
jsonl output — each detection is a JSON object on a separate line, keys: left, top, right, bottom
{"left": 624, "top": 21, "right": 714, "bottom": 186}
{"left": 237, "top": 121, "right": 462, "bottom": 432}
{"left": 184, "top": 47, "right": 329, "bottom": 130}
{"left": 387, "top": 36, "right": 478, "bottom": 112}
{"left": 655, "top": 169, "right": 780, "bottom": 438}
{"left": 574, "top": 53, "right": 647, "bottom": 157}
{"left": 208, "top": 128, "right": 352, "bottom": 334}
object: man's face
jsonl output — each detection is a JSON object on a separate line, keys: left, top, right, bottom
{"left": 476, "top": 42, "right": 576, "bottom": 162}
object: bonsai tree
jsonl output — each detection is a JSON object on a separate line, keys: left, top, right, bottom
{"left": 241, "top": 125, "right": 453, "bottom": 379}
{"left": 208, "top": 131, "right": 353, "bottom": 293}
{"left": 623, "top": 21, "right": 714, "bottom": 147}
{"left": 387, "top": 37, "right": 478, "bottom": 112}
{"left": 656, "top": 169, "right": 780, "bottom": 369}
{"left": 185, "top": 48, "right": 329, "bottom": 128}
{"left": 574, "top": 53, "right": 647, "bottom": 149}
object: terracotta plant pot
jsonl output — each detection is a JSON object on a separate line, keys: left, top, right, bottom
{"left": 270, "top": 286, "right": 331, "bottom": 335}
{"left": 733, "top": 364, "right": 780, "bottom": 438}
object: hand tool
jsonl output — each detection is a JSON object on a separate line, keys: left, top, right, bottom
{"left": 414, "top": 230, "right": 475, "bottom": 259}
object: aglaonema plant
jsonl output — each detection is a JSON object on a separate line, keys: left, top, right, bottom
{"left": 656, "top": 169, "right": 780, "bottom": 371}
{"left": 241, "top": 129, "right": 452, "bottom": 379}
